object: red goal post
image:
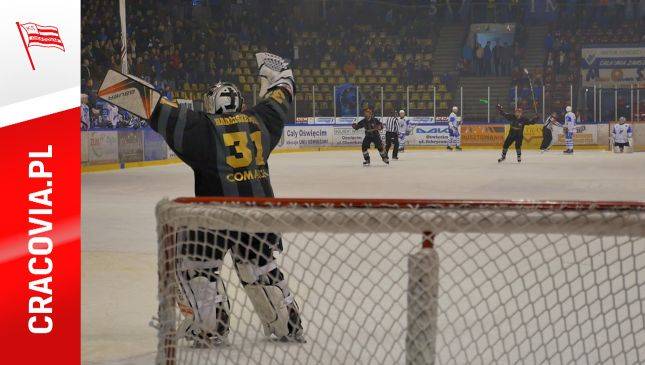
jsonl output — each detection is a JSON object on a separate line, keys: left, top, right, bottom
{"left": 155, "top": 197, "right": 645, "bottom": 365}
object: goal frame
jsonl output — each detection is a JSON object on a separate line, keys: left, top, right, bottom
{"left": 156, "top": 197, "right": 645, "bottom": 365}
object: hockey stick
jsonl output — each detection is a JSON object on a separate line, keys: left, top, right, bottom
{"left": 523, "top": 68, "right": 539, "bottom": 117}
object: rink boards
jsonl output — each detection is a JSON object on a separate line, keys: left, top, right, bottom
{"left": 81, "top": 122, "right": 645, "bottom": 172}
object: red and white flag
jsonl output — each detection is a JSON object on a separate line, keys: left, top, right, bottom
{"left": 16, "top": 22, "right": 65, "bottom": 70}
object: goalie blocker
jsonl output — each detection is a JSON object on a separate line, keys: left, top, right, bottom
{"left": 97, "top": 70, "right": 162, "bottom": 120}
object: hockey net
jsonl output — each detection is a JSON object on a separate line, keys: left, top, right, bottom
{"left": 155, "top": 197, "right": 645, "bottom": 365}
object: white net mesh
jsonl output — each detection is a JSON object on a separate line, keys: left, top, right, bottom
{"left": 155, "top": 198, "right": 645, "bottom": 365}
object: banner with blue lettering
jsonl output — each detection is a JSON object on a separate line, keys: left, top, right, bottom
{"left": 581, "top": 46, "right": 645, "bottom": 87}
{"left": 335, "top": 83, "right": 358, "bottom": 117}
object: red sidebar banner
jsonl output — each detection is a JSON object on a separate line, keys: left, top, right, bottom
{"left": 0, "top": 108, "right": 80, "bottom": 364}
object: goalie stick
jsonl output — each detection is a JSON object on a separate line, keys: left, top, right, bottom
{"left": 523, "top": 68, "right": 539, "bottom": 118}
{"left": 97, "top": 69, "right": 162, "bottom": 120}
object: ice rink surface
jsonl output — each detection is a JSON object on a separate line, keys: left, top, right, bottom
{"left": 82, "top": 150, "right": 645, "bottom": 364}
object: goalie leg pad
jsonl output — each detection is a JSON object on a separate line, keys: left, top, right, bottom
{"left": 177, "top": 275, "right": 230, "bottom": 340}
{"left": 235, "top": 261, "right": 301, "bottom": 338}
{"left": 176, "top": 240, "right": 230, "bottom": 339}
{"left": 243, "top": 284, "right": 291, "bottom": 337}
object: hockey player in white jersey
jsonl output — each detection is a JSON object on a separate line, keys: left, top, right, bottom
{"left": 612, "top": 117, "right": 633, "bottom": 153}
{"left": 563, "top": 106, "right": 576, "bottom": 154}
{"left": 97, "top": 99, "right": 120, "bottom": 128}
{"left": 447, "top": 106, "right": 462, "bottom": 151}
{"left": 397, "top": 110, "right": 411, "bottom": 153}
{"left": 81, "top": 94, "right": 91, "bottom": 129}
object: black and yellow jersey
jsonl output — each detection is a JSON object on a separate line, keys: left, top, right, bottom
{"left": 148, "top": 88, "right": 290, "bottom": 197}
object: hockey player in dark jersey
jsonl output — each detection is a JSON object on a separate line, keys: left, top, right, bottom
{"left": 496, "top": 104, "right": 538, "bottom": 163}
{"left": 353, "top": 106, "right": 389, "bottom": 166}
{"left": 148, "top": 53, "right": 304, "bottom": 345}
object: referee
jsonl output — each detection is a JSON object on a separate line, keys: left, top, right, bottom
{"left": 384, "top": 111, "right": 400, "bottom": 160}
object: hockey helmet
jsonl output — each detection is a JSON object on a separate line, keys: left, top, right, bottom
{"left": 565, "top": 106, "right": 572, "bottom": 113}
{"left": 204, "top": 82, "right": 244, "bottom": 115}
{"left": 619, "top": 116, "right": 626, "bottom": 124}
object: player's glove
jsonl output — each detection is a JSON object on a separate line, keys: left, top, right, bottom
{"left": 256, "top": 52, "right": 295, "bottom": 100}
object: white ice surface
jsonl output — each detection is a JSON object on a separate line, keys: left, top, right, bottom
{"left": 82, "top": 150, "right": 645, "bottom": 364}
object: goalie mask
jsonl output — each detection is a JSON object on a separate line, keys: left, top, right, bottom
{"left": 204, "top": 82, "right": 243, "bottom": 115}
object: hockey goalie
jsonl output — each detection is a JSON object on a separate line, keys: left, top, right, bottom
{"left": 98, "top": 52, "right": 305, "bottom": 346}
{"left": 612, "top": 117, "right": 633, "bottom": 153}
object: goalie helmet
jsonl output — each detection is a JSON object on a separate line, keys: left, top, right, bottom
{"left": 204, "top": 82, "right": 244, "bottom": 115}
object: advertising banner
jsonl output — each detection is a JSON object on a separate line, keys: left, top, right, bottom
{"left": 117, "top": 130, "right": 144, "bottom": 163}
{"left": 513, "top": 124, "right": 598, "bottom": 148}
{"left": 409, "top": 125, "right": 450, "bottom": 146}
{"left": 87, "top": 131, "right": 118, "bottom": 164}
{"left": 462, "top": 125, "right": 506, "bottom": 146}
{"left": 314, "top": 117, "right": 335, "bottom": 124}
{"left": 336, "top": 117, "right": 357, "bottom": 125}
{"left": 0, "top": 2, "right": 81, "bottom": 363}
{"left": 581, "top": 46, "right": 645, "bottom": 87}
{"left": 277, "top": 125, "right": 334, "bottom": 149}
{"left": 332, "top": 125, "right": 365, "bottom": 146}
{"left": 143, "top": 128, "right": 168, "bottom": 161}
{"left": 408, "top": 116, "right": 436, "bottom": 125}
{"left": 81, "top": 131, "right": 89, "bottom": 164}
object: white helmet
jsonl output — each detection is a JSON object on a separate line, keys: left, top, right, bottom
{"left": 204, "top": 82, "right": 244, "bottom": 115}
{"left": 619, "top": 116, "right": 626, "bottom": 124}
{"left": 452, "top": 106, "right": 459, "bottom": 113}
{"left": 398, "top": 109, "right": 405, "bottom": 116}
{"left": 565, "top": 106, "right": 572, "bottom": 113}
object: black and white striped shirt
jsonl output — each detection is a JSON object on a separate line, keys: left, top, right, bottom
{"left": 384, "top": 117, "right": 399, "bottom": 133}
{"left": 544, "top": 115, "right": 561, "bottom": 131}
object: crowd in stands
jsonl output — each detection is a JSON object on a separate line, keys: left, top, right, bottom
{"left": 82, "top": 0, "right": 450, "bottom": 125}
{"left": 82, "top": 0, "right": 644, "bottom": 128}
{"left": 505, "top": 2, "right": 645, "bottom": 120}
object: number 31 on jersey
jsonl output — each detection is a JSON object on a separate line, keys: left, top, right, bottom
{"left": 222, "top": 131, "right": 265, "bottom": 168}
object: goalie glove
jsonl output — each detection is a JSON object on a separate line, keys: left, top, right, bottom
{"left": 256, "top": 52, "right": 295, "bottom": 100}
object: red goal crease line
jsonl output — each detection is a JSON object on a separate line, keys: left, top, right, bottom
{"left": 173, "top": 197, "right": 645, "bottom": 211}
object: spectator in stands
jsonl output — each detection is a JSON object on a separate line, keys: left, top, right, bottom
{"left": 462, "top": 42, "right": 473, "bottom": 74}
{"left": 544, "top": 32, "right": 554, "bottom": 52}
{"left": 493, "top": 43, "right": 501, "bottom": 76}
{"left": 475, "top": 44, "right": 484, "bottom": 76}
{"left": 484, "top": 41, "right": 492, "bottom": 76}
